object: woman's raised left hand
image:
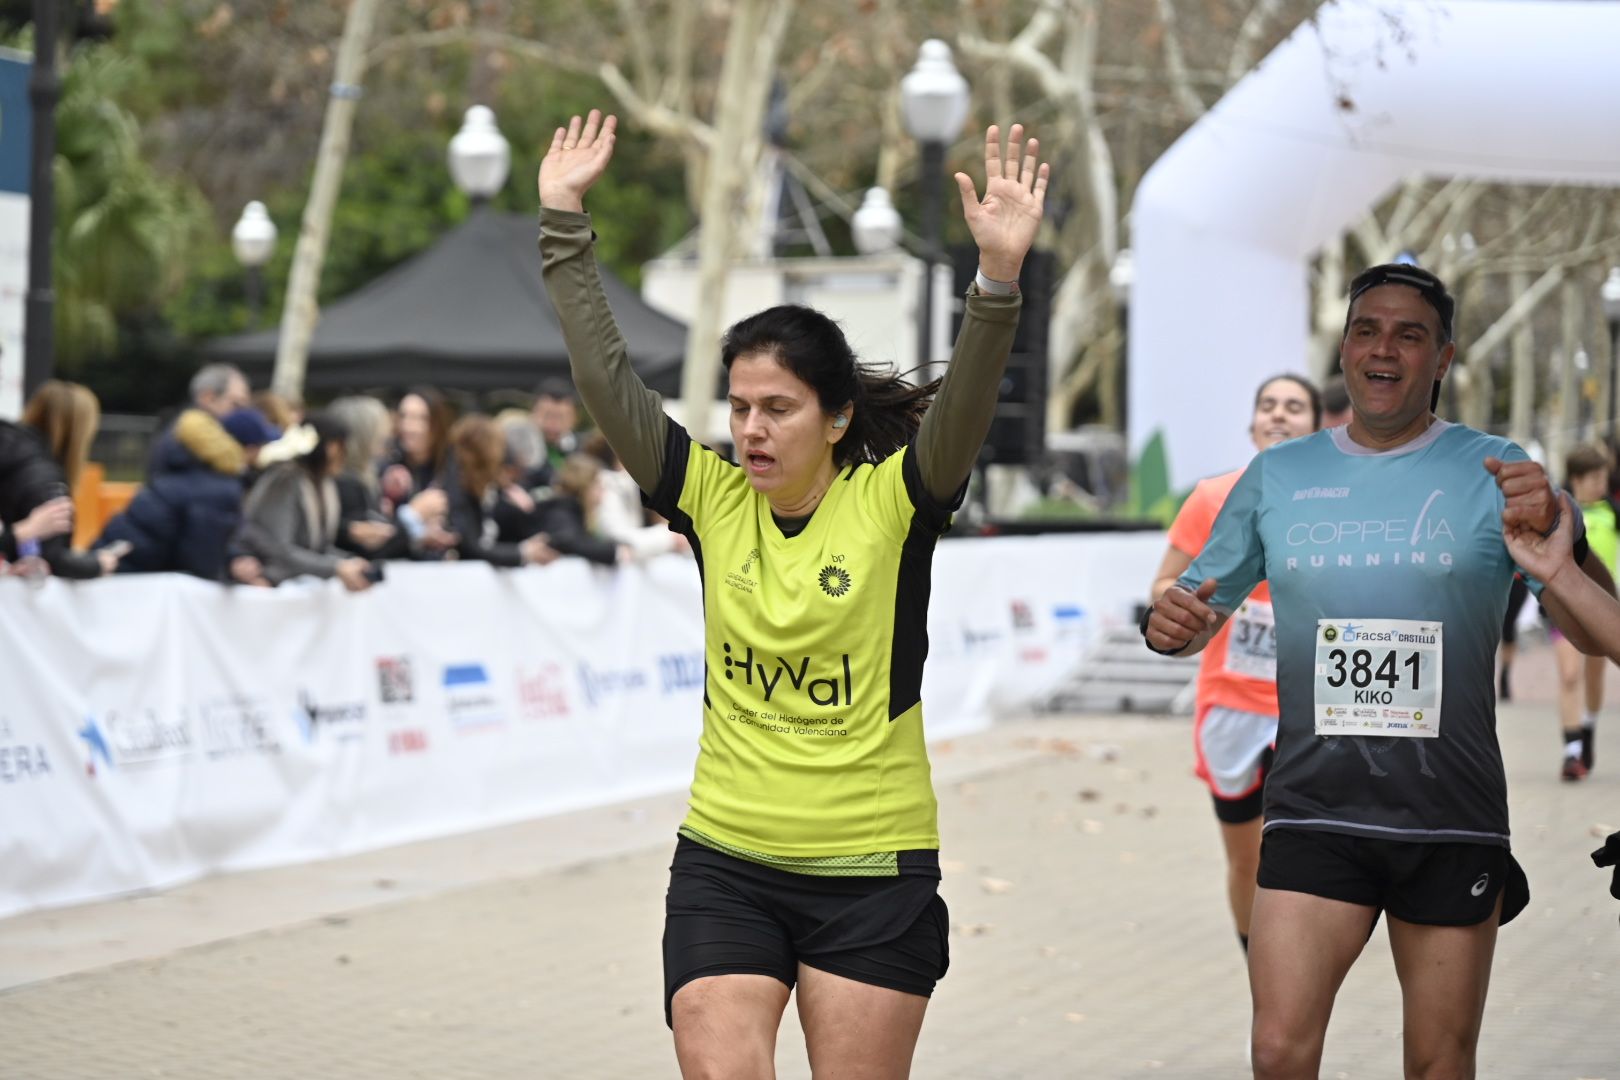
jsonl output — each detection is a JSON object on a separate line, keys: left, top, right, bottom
{"left": 955, "top": 123, "right": 1049, "bottom": 283}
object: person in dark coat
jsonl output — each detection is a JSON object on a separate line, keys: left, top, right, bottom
{"left": 443, "top": 414, "right": 556, "bottom": 568}
{"left": 94, "top": 408, "right": 279, "bottom": 580}
{"left": 1, "top": 380, "right": 119, "bottom": 578}
{"left": 521, "top": 453, "right": 624, "bottom": 567}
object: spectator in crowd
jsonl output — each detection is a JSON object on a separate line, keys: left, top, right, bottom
{"left": 527, "top": 452, "right": 624, "bottom": 566}
{"left": 0, "top": 432, "right": 75, "bottom": 575}
{"left": 94, "top": 407, "right": 280, "bottom": 580}
{"left": 443, "top": 414, "right": 556, "bottom": 568}
{"left": 527, "top": 377, "right": 580, "bottom": 488}
{"left": 2, "top": 380, "right": 120, "bottom": 578}
{"left": 148, "top": 364, "right": 253, "bottom": 477}
{"left": 328, "top": 395, "right": 412, "bottom": 561}
{"left": 382, "top": 387, "right": 453, "bottom": 508}
{"left": 1550, "top": 443, "right": 1618, "bottom": 781}
{"left": 237, "top": 413, "right": 375, "bottom": 591}
{"left": 582, "top": 431, "right": 687, "bottom": 560}
{"left": 192, "top": 363, "right": 253, "bottom": 419}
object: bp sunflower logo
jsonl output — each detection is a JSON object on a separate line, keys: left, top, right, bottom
{"left": 1323, "top": 626, "right": 1338, "bottom": 642}
{"left": 818, "top": 565, "right": 852, "bottom": 597}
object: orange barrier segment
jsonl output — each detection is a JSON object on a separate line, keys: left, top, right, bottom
{"left": 72, "top": 463, "right": 141, "bottom": 548}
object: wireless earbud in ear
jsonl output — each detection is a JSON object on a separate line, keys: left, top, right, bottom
{"left": 832, "top": 414, "right": 848, "bottom": 429}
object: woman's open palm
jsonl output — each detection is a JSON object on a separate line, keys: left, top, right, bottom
{"left": 955, "top": 124, "right": 1049, "bottom": 281}
{"left": 538, "top": 109, "right": 617, "bottom": 213}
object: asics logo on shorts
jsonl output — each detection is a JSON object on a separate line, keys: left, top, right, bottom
{"left": 1470, "top": 873, "right": 1490, "bottom": 897}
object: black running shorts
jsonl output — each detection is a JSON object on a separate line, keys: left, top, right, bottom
{"left": 661, "top": 836, "right": 950, "bottom": 1027}
{"left": 1257, "top": 827, "right": 1529, "bottom": 926}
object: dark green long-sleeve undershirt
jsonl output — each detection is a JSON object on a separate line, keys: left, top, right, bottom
{"left": 538, "top": 207, "right": 1021, "bottom": 501}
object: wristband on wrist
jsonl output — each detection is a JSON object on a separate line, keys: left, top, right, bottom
{"left": 1138, "top": 603, "right": 1190, "bottom": 657}
{"left": 1537, "top": 504, "right": 1562, "bottom": 540}
{"left": 974, "top": 268, "right": 1019, "bottom": 295}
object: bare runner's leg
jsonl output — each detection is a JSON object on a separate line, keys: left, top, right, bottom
{"left": 672, "top": 974, "right": 791, "bottom": 1080}
{"left": 1387, "top": 898, "right": 1501, "bottom": 1080}
{"left": 796, "top": 965, "right": 929, "bottom": 1080}
{"left": 1218, "top": 817, "right": 1263, "bottom": 939}
{"left": 1248, "top": 886, "right": 1378, "bottom": 1079}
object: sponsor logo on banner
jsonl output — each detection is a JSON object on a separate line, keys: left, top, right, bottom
{"left": 0, "top": 717, "right": 53, "bottom": 784}
{"left": 388, "top": 729, "right": 430, "bottom": 755}
{"left": 517, "top": 663, "right": 572, "bottom": 721}
{"left": 961, "top": 624, "right": 1005, "bottom": 654}
{"left": 1052, "top": 604, "right": 1086, "bottom": 640}
{"left": 577, "top": 662, "right": 649, "bottom": 709}
{"left": 658, "top": 652, "right": 705, "bottom": 695}
{"left": 1010, "top": 600, "right": 1036, "bottom": 632}
{"left": 198, "top": 696, "right": 280, "bottom": 759}
{"left": 295, "top": 691, "right": 366, "bottom": 743}
{"left": 376, "top": 656, "right": 415, "bottom": 704}
{"left": 79, "top": 708, "right": 191, "bottom": 776}
{"left": 443, "top": 664, "right": 503, "bottom": 729}
{"left": 375, "top": 656, "right": 428, "bottom": 753}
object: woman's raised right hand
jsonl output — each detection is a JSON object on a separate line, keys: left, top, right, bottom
{"left": 538, "top": 109, "right": 618, "bottom": 213}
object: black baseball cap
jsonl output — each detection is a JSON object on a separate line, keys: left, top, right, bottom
{"left": 1346, "top": 263, "right": 1455, "bottom": 343}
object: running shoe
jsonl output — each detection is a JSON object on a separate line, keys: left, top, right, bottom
{"left": 1562, "top": 756, "right": 1589, "bottom": 782}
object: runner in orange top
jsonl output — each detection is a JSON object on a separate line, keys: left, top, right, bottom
{"left": 1149, "top": 373, "right": 1321, "bottom": 952}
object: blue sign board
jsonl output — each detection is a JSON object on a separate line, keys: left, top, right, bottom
{"left": 0, "top": 51, "right": 32, "bottom": 195}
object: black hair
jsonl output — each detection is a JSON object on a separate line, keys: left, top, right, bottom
{"left": 300, "top": 412, "right": 350, "bottom": 475}
{"left": 1344, "top": 263, "right": 1456, "bottom": 415}
{"left": 720, "top": 305, "right": 938, "bottom": 468}
{"left": 1253, "top": 373, "right": 1323, "bottom": 430}
{"left": 1346, "top": 264, "right": 1455, "bottom": 344}
{"left": 533, "top": 376, "right": 577, "bottom": 403}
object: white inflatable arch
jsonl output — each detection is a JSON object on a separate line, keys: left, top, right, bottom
{"left": 1128, "top": 0, "right": 1620, "bottom": 490}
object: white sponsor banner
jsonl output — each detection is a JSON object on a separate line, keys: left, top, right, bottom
{"left": 0, "top": 192, "right": 27, "bottom": 419}
{"left": 0, "top": 533, "right": 1165, "bottom": 918}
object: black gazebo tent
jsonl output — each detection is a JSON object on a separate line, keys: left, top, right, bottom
{"left": 203, "top": 208, "right": 687, "bottom": 396}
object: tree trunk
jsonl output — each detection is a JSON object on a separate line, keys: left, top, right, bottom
{"left": 1506, "top": 266, "right": 1537, "bottom": 449}
{"left": 271, "top": 0, "right": 384, "bottom": 401}
{"left": 678, "top": 0, "right": 794, "bottom": 442}
{"left": 1552, "top": 276, "right": 1582, "bottom": 474}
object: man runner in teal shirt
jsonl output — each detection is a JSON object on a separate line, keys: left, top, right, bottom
{"left": 1143, "top": 264, "right": 1606, "bottom": 1078}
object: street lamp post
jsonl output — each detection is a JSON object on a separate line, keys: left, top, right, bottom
{"left": 900, "top": 40, "right": 969, "bottom": 373}
{"left": 851, "top": 188, "right": 902, "bottom": 256}
{"left": 1110, "top": 248, "right": 1133, "bottom": 433}
{"left": 1603, "top": 266, "right": 1620, "bottom": 435}
{"left": 231, "top": 201, "right": 278, "bottom": 328}
{"left": 23, "top": 0, "right": 62, "bottom": 400}
{"left": 448, "top": 105, "right": 511, "bottom": 207}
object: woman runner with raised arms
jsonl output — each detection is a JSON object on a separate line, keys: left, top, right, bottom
{"left": 537, "top": 108, "right": 1047, "bottom": 1078}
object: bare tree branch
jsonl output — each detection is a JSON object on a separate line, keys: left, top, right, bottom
{"left": 1466, "top": 265, "right": 1566, "bottom": 364}
{"left": 367, "top": 27, "right": 596, "bottom": 77}
{"left": 611, "top": 0, "right": 661, "bottom": 101}
{"left": 1154, "top": 0, "right": 1208, "bottom": 121}
{"left": 1227, "top": 0, "right": 1288, "bottom": 82}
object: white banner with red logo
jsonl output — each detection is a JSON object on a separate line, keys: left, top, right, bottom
{"left": 0, "top": 533, "right": 1164, "bottom": 918}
